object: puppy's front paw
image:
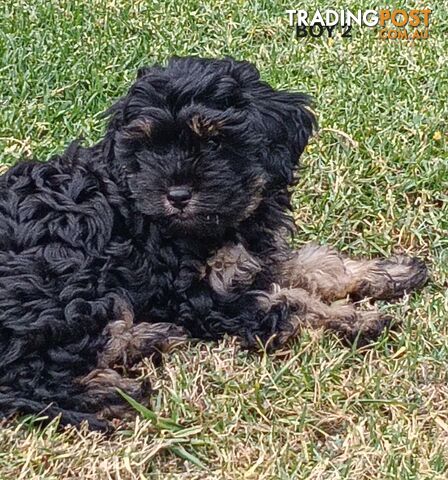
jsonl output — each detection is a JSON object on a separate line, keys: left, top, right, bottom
{"left": 341, "top": 311, "right": 392, "bottom": 346}
{"left": 354, "top": 256, "right": 428, "bottom": 301}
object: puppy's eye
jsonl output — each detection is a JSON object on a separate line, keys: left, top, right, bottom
{"left": 206, "top": 136, "right": 222, "bottom": 150}
{"left": 126, "top": 158, "right": 141, "bottom": 173}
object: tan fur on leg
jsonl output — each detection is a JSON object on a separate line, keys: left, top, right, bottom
{"left": 279, "top": 243, "right": 428, "bottom": 302}
{"left": 204, "top": 243, "right": 261, "bottom": 295}
{"left": 99, "top": 302, "right": 189, "bottom": 368}
{"left": 278, "top": 244, "right": 352, "bottom": 302}
{"left": 260, "top": 285, "right": 389, "bottom": 347}
{"left": 73, "top": 302, "right": 189, "bottom": 423}
{"left": 78, "top": 368, "right": 150, "bottom": 419}
{"left": 79, "top": 368, "right": 144, "bottom": 397}
{"left": 344, "top": 255, "right": 428, "bottom": 300}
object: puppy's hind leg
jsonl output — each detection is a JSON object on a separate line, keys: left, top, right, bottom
{"left": 279, "top": 243, "right": 428, "bottom": 302}
{"left": 99, "top": 303, "right": 190, "bottom": 369}
{"left": 77, "top": 300, "right": 190, "bottom": 422}
{"left": 0, "top": 295, "right": 189, "bottom": 430}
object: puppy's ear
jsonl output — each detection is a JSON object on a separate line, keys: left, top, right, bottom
{"left": 254, "top": 90, "right": 317, "bottom": 185}
{"left": 102, "top": 64, "right": 165, "bottom": 160}
{"left": 282, "top": 92, "right": 316, "bottom": 158}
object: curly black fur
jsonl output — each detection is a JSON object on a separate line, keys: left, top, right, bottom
{"left": 0, "top": 57, "right": 427, "bottom": 430}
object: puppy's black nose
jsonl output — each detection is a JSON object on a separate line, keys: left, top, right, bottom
{"left": 167, "top": 186, "right": 192, "bottom": 209}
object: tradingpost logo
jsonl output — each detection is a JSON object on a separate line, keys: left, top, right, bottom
{"left": 286, "top": 8, "right": 432, "bottom": 40}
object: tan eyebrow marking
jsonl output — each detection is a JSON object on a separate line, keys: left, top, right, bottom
{"left": 122, "top": 118, "right": 153, "bottom": 139}
{"left": 188, "top": 114, "right": 223, "bottom": 137}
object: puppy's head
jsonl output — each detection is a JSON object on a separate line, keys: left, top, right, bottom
{"left": 105, "top": 56, "right": 316, "bottom": 237}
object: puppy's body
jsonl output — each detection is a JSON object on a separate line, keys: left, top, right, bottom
{"left": 0, "top": 57, "right": 427, "bottom": 429}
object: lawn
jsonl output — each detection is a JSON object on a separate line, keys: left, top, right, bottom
{"left": 0, "top": 1, "right": 447, "bottom": 478}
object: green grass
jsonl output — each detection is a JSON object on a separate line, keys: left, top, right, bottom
{"left": 0, "top": 0, "right": 447, "bottom": 478}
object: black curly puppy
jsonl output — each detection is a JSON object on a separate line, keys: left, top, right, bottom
{"left": 0, "top": 57, "right": 427, "bottom": 430}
